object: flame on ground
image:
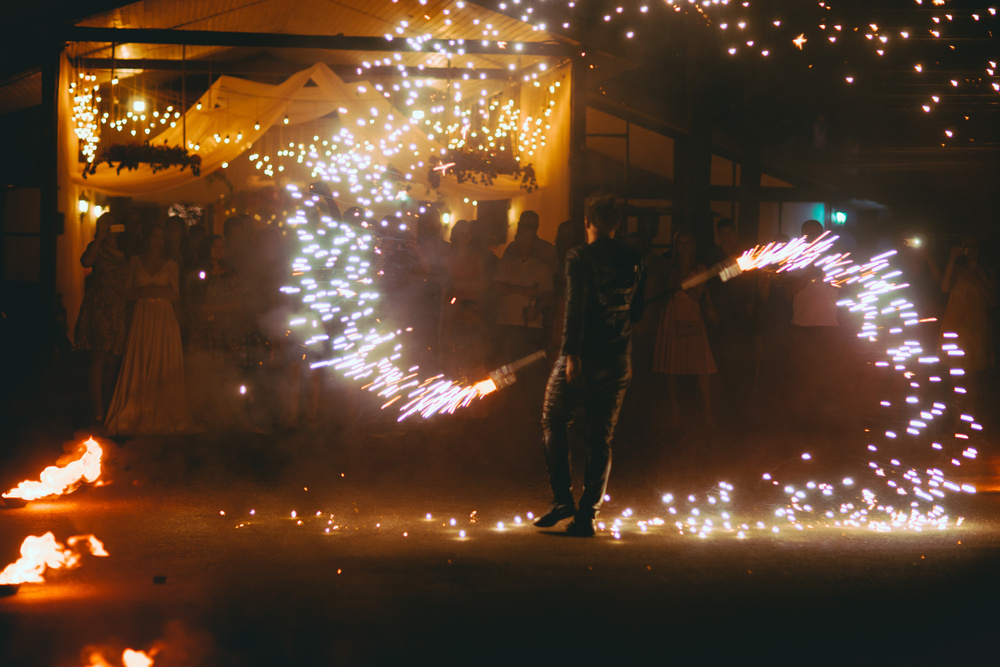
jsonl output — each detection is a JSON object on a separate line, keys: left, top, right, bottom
{"left": 0, "top": 531, "right": 109, "bottom": 585}
{"left": 3, "top": 437, "right": 103, "bottom": 501}
{"left": 85, "top": 648, "right": 157, "bottom": 667}
{"left": 123, "top": 649, "right": 156, "bottom": 667}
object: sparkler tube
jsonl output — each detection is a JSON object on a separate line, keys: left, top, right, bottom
{"left": 488, "top": 350, "right": 548, "bottom": 389}
{"left": 680, "top": 258, "right": 743, "bottom": 290}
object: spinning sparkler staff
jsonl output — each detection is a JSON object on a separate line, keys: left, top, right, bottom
{"left": 535, "top": 193, "right": 646, "bottom": 537}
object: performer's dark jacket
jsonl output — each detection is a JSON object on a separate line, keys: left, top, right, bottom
{"left": 560, "top": 238, "right": 646, "bottom": 363}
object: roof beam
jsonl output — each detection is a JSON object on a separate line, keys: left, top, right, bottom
{"left": 62, "top": 27, "right": 573, "bottom": 57}
{"left": 77, "top": 58, "right": 512, "bottom": 79}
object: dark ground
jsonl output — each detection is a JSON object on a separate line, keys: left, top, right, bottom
{"left": 1, "top": 346, "right": 999, "bottom": 666}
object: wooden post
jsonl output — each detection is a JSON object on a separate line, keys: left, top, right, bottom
{"left": 569, "top": 49, "right": 587, "bottom": 225}
{"left": 738, "top": 70, "right": 762, "bottom": 246}
{"left": 40, "top": 37, "right": 63, "bottom": 349}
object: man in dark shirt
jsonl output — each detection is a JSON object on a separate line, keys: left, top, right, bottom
{"left": 534, "top": 193, "right": 646, "bottom": 537}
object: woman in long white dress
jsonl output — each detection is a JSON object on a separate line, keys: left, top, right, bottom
{"left": 106, "top": 224, "right": 197, "bottom": 435}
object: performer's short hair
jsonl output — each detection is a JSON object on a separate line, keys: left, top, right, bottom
{"left": 585, "top": 192, "right": 622, "bottom": 235}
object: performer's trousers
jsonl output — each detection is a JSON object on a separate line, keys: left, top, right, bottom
{"left": 541, "top": 354, "right": 631, "bottom": 517}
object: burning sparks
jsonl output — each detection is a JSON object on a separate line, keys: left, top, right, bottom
{"left": 284, "top": 184, "right": 981, "bottom": 536}
{"left": 284, "top": 186, "right": 545, "bottom": 420}
{"left": 0, "top": 532, "right": 108, "bottom": 585}
{"left": 3, "top": 437, "right": 103, "bottom": 501}
{"left": 734, "top": 231, "right": 840, "bottom": 274}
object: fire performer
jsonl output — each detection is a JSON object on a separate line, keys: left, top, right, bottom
{"left": 535, "top": 193, "right": 646, "bottom": 536}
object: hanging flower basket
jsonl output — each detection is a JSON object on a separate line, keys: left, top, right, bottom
{"left": 428, "top": 151, "right": 537, "bottom": 193}
{"left": 84, "top": 142, "right": 201, "bottom": 178}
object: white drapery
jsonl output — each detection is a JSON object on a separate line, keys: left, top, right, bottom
{"left": 58, "top": 57, "right": 571, "bottom": 339}
{"left": 62, "top": 58, "right": 534, "bottom": 200}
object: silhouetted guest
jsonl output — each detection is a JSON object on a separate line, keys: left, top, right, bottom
{"left": 535, "top": 193, "right": 645, "bottom": 537}
{"left": 190, "top": 236, "right": 246, "bottom": 361}
{"left": 118, "top": 209, "right": 144, "bottom": 260}
{"left": 106, "top": 224, "right": 197, "bottom": 435}
{"left": 447, "top": 220, "right": 487, "bottom": 303}
{"left": 242, "top": 225, "right": 292, "bottom": 426}
{"left": 309, "top": 181, "right": 342, "bottom": 222}
{"left": 165, "top": 215, "right": 193, "bottom": 341}
{"left": 470, "top": 218, "right": 500, "bottom": 328}
{"left": 250, "top": 226, "right": 288, "bottom": 339}
{"left": 184, "top": 224, "right": 209, "bottom": 300}
{"left": 756, "top": 234, "right": 794, "bottom": 405}
{"left": 707, "top": 218, "right": 758, "bottom": 413}
{"left": 470, "top": 218, "right": 501, "bottom": 273}
{"left": 76, "top": 212, "right": 128, "bottom": 423}
{"left": 415, "top": 209, "right": 450, "bottom": 367}
{"left": 378, "top": 216, "right": 432, "bottom": 371}
{"left": 652, "top": 228, "right": 717, "bottom": 428}
{"left": 223, "top": 215, "right": 252, "bottom": 278}
{"left": 785, "top": 219, "right": 842, "bottom": 424}
{"left": 549, "top": 219, "right": 587, "bottom": 353}
{"left": 501, "top": 210, "right": 558, "bottom": 281}
{"left": 941, "top": 233, "right": 995, "bottom": 373}
{"left": 444, "top": 220, "right": 490, "bottom": 378}
{"left": 222, "top": 214, "right": 256, "bottom": 345}
{"left": 164, "top": 215, "right": 191, "bottom": 267}
{"left": 616, "top": 232, "right": 666, "bottom": 440}
{"left": 898, "top": 234, "right": 943, "bottom": 321}
{"left": 188, "top": 236, "right": 248, "bottom": 429}
{"left": 187, "top": 224, "right": 208, "bottom": 262}
{"left": 554, "top": 219, "right": 586, "bottom": 295}
{"left": 494, "top": 228, "right": 554, "bottom": 364}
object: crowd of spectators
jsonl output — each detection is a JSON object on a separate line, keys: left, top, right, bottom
{"left": 625, "top": 216, "right": 996, "bottom": 444}
{"left": 74, "top": 202, "right": 995, "bottom": 438}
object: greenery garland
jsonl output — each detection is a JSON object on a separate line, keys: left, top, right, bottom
{"left": 84, "top": 142, "right": 201, "bottom": 178}
{"left": 428, "top": 151, "right": 537, "bottom": 193}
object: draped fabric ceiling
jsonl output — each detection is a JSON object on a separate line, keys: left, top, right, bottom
{"left": 62, "top": 58, "right": 548, "bottom": 200}
{"left": 58, "top": 54, "right": 571, "bottom": 340}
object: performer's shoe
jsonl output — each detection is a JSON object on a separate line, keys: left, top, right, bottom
{"left": 565, "top": 516, "right": 596, "bottom": 538}
{"left": 533, "top": 502, "right": 576, "bottom": 527}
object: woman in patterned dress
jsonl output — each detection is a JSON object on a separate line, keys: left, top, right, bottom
{"left": 652, "top": 228, "right": 717, "bottom": 427}
{"left": 75, "top": 212, "right": 128, "bottom": 423}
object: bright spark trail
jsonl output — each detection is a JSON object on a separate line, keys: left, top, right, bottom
{"left": 285, "top": 200, "right": 981, "bottom": 533}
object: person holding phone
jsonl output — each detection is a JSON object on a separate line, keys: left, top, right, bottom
{"left": 76, "top": 211, "right": 129, "bottom": 424}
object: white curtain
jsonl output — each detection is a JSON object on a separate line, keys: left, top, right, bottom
{"left": 62, "top": 57, "right": 529, "bottom": 199}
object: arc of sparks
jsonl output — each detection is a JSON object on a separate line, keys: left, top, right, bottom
{"left": 281, "top": 137, "right": 981, "bottom": 535}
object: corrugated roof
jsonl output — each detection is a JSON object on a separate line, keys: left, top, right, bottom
{"left": 0, "top": 0, "right": 567, "bottom": 113}
{"left": 0, "top": 72, "right": 42, "bottom": 113}
{"left": 67, "top": 0, "right": 560, "bottom": 66}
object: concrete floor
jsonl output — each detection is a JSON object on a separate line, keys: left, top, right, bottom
{"left": 2, "top": 334, "right": 999, "bottom": 665}
{"left": 1, "top": 403, "right": 999, "bottom": 666}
